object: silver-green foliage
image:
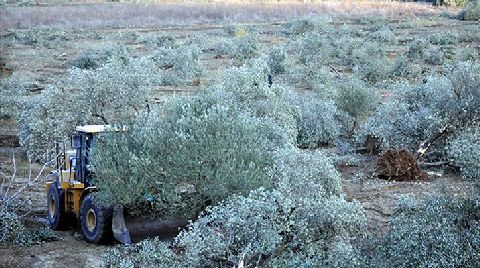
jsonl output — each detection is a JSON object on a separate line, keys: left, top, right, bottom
{"left": 267, "top": 47, "right": 288, "bottom": 75}
{"left": 215, "top": 59, "right": 298, "bottom": 143}
{"left": 94, "top": 89, "right": 288, "bottom": 218}
{"left": 0, "top": 208, "right": 60, "bottom": 246}
{"left": 20, "top": 57, "right": 158, "bottom": 161}
{"left": 212, "top": 35, "right": 259, "bottom": 61}
{"left": 371, "top": 195, "right": 480, "bottom": 268}
{"left": 459, "top": 0, "right": 480, "bottom": 20}
{"left": 19, "top": 86, "right": 80, "bottom": 161}
{"left": 448, "top": 123, "right": 480, "bottom": 180}
{"left": 361, "top": 62, "right": 480, "bottom": 158}
{"left": 296, "top": 95, "right": 344, "bottom": 149}
{"left": 71, "top": 45, "right": 129, "bottom": 70}
{"left": 152, "top": 45, "right": 203, "bottom": 86}
{"left": 104, "top": 150, "right": 366, "bottom": 268}
{"left": 335, "top": 77, "right": 380, "bottom": 121}
{"left": 0, "top": 73, "right": 30, "bottom": 119}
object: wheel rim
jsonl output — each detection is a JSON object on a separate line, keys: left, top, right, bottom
{"left": 49, "top": 196, "right": 56, "bottom": 218}
{"left": 86, "top": 208, "right": 97, "bottom": 232}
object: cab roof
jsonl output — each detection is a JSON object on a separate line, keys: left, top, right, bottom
{"left": 75, "top": 125, "right": 110, "bottom": 133}
{"left": 75, "top": 125, "right": 126, "bottom": 133}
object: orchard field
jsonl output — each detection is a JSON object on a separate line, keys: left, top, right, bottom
{"left": 1, "top": 1, "right": 479, "bottom": 267}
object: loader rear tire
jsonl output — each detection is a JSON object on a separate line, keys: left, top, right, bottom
{"left": 47, "top": 183, "right": 67, "bottom": 230}
{"left": 80, "top": 194, "right": 113, "bottom": 244}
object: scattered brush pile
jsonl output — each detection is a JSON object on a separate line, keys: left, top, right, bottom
{"left": 0, "top": 208, "right": 60, "bottom": 246}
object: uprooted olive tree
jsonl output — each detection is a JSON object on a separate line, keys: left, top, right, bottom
{"left": 360, "top": 61, "right": 480, "bottom": 178}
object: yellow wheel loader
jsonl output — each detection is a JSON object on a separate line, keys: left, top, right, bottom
{"left": 46, "top": 125, "right": 186, "bottom": 244}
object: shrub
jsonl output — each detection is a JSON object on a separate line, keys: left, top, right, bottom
{"left": 94, "top": 90, "right": 288, "bottom": 218}
{"left": 211, "top": 35, "right": 259, "bottom": 61}
{"left": 71, "top": 45, "right": 129, "bottom": 70}
{"left": 424, "top": 46, "right": 445, "bottom": 65}
{"left": 215, "top": 59, "right": 298, "bottom": 143}
{"left": 0, "top": 72, "right": 31, "bottom": 119}
{"left": 19, "top": 86, "right": 79, "bottom": 162}
{"left": 388, "top": 56, "right": 423, "bottom": 80}
{"left": 350, "top": 42, "right": 391, "bottom": 83}
{"left": 370, "top": 27, "right": 396, "bottom": 43}
{"left": 335, "top": 77, "right": 379, "bottom": 122}
{"left": 283, "top": 16, "right": 332, "bottom": 36}
{"left": 295, "top": 31, "right": 334, "bottom": 66}
{"left": 104, "top": 150, "right": 366, "bottom": 268}
{"left": 223, "top": 25, "right": 248, "bottom": 37}
{"left": 360, "top": 62, "right": 480, "bottom": 161}
{"left": 407, "top": 39, "right": 429, "bottom": 60}
{"left": 20, "top": 57, "right": 157, "bottom": 161}
{"left": 370, "top": 195, "right": 480, "bottom": 268}
{"left": 448, "top": 124, "right": 480, "bottom": 180}
{"left": 140, "top": 33, "right": 177, "bottom": 48}
{"left": 459, "top": 0, "right": 480, "bottom": 20}
{"left": 152, "top": 45, "right": 203, "bottom": 86}
{"left": 291, "top": 64, "right": 335, "bottom": 93}
{"left": 295, "top": 95, "right": 345, "bottom": 149}
{"left": 267, "top": 47, "right": 288, "bottom": 75}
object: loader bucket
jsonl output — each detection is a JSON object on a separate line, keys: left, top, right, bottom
{"left": 112, "top": 205, "right": 188, "bottom": 244}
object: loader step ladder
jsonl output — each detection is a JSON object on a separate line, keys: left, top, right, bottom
{"left": 66, "top": 189, "right": 74, "bottom": 212}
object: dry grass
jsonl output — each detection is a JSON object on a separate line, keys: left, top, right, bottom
{"left": 0, "top": 1, "right": 450, "bottom": 31}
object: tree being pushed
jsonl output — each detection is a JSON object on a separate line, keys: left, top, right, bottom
{"left": 103, "top": 149, "right": 367, "bottom": 268}
{"left": 93, "top": 59, "right": 297, "bottom": 219}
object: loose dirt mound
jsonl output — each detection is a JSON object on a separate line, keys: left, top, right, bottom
{"left": 377, "top": 149, "right": 427, "bottom": 181}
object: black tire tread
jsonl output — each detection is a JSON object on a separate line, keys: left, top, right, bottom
{"left": 79, "top": 194, "right": 113, "bottom": 244}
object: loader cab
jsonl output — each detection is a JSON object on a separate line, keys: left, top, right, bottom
{"left": 71, "top": 129, "right": 97, "bottom": 185}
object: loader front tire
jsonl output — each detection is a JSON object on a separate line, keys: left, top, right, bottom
{"left": 80, "top": 194, "right": 113, "bottom": 244}
{"left": 47, "top": 183, "right": 67, "bottom": 230}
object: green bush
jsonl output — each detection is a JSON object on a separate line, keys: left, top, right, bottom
{"left": 335, "top": 77, "right": 379, "bottom": 121}
{"left": 267, "top": 47, "right": 288, "bottom": 75}
{"left": 104, "top": 150, "right": 366, "bottom": 268}
{"left": 215, "top": 59, "right": 298, "bottom": 143}
{"left": 152, "top": 45, "right": 203, "bottom": 86}
{"left": 448, "top": 124, "right": 480, "bottom": 180}
{"left": 140, "top": 33, "right": 177, "bottom": 48}
{"left": 295, "top": 95, "right": 345, "bottom": 149}
{"left": 283, "top": 16, "right": 332, "bottom": 36}
{"left": 0, "top": 73, "right": 31, "bottom": 119}
{"left": 350, "top": 42, "right": 391, "bottom": 83}
{"left": 369, "top": 195, "right": 480, "bottom": 268}
{"left": 19, "top": 86, "right": 79, "bottom": 162}
{"left": 20, "top": 57, "right": 158, "bottom": 161}
{"left": 459, "top": 0, "right": 480, "bottom": 20}
{"left": 94, "top": 90, "right": 288, "bottom": 218}
{"left": 71, "top": 45, "right": 129, "bottom": 70}
{"left": 211, "top": 35, "right": 259, "bottom": 61}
